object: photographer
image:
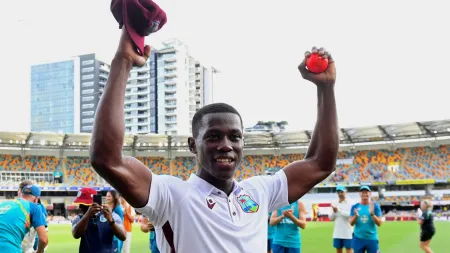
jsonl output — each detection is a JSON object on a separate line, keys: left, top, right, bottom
{"left": 71, "top": 188, "right": 126, "bottom": 253}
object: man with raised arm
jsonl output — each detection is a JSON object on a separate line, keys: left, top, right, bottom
{"left": 90, "top": 26, "right": 339, "bottom": 252}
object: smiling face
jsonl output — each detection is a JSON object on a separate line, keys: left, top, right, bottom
{"left": 360, "top": 189, "right": 371, "bottom": 202}
{"left": 188, "top": 112, "right": 244, "bottom": 181}
{"left": 106, "top": 192, "right": 113, "bottom": 204}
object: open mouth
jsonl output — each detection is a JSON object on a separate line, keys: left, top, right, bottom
{"left": 215, "top": 157, "right": 235, "bottom": 165}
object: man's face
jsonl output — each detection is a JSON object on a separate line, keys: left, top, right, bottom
{"left": 360, "top": 190, "right": 370, "bottom": 201}
{"left": 188, "top": 112, "right": 244, "bottom": 180}
{"left": 337, "top": 190, "right": 345, "bottom": 200}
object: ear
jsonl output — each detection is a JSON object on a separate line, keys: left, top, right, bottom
{"left": 188, "top": 137, "right": 197, "bottom": 154}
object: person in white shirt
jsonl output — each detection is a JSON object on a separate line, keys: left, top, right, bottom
{"left": 90, "top": 25, "right": 339, "bottom": 253}
{"left": 330, "top": 185, "right": 353, "bottom": 253}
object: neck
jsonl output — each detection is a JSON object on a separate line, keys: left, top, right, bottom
{"left": 197, "top": 168, "right": 234, "bottom": 195}
{"left": 361, "top": 200, "right": 369, "bottom": 205}
{"left": 339, "top": 197, "right": 345, "bottom": 203}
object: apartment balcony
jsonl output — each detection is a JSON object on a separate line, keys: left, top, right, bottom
{"left": 165, "top": 111, "right": 176, "bottom": 116}
{"left": 165, "top": 94, "right": 176, "bottom": 101}
{"left": 164, "top": 103, "right": 177, "bottom": 108}
{"left": 124, "top": 97, "right": 150, "bottom": 104}
{"left": 99, "top": 73, "right": 108, "bottom": 79}
{"left": 164, "top": 78, "right": 177, "bottom": 85}
{"left": 125, "top": 90, "right": 149, "bottom": 97}
{"left": 165, "top": 71, "right": 177, "bottom": 78}
{"left": 163, "top": 54, "right": 176, "bottom": 63}
{"left": 100, "top": 65, "right": 110, "bottom": 73}
{"left": 164, "top": 63, "right": 177, "bottom": 70}
{"left": 124, "top": 105, "right": 150, "bottom": 112}
{"left": 128, "top": 75, "right": 150, "bottom": 81}
{"left": 165, "top": 85, "right": 177, "bottom": 92}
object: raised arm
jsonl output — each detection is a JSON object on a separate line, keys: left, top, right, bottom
{"left": 284, "top": 47, "right": 339, "bottom": 203}
{"left": 90, "top": 28, "right": 152, "bottom": 208}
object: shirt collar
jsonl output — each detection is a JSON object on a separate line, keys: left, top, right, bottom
{"left": 188, "top": 173, "right": 240, "bottom": 197}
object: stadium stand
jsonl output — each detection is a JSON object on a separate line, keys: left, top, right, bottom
{"left": 0, "top": 145, "right": 448, "bottom": 185}
{"left": 0, "top": 120, "right": 449, "bottom": 218}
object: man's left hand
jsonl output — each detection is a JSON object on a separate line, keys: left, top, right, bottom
{"left": 102, "top": 206, "right": 113, "bottom": 222}
{"left": 298, "top": 47, "right": 336, "bottom": 86}
{"left": 369, "top": 202, "right": 375, "bottom": 215}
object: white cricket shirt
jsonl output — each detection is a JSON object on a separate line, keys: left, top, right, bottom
{"left": 135, "top": 170, "right": 289, "bottom": 253}
{"left": 330, "top": 199, "right": 353, "bottom": 239}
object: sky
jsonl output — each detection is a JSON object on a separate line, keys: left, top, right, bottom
{"left": 0, "top": 0, "right": 449, "bottom": 132}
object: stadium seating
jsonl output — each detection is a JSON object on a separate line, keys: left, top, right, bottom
{"left": 0, "top": 145, "right": 449, "bottom": 186}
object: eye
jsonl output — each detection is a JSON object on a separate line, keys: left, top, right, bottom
{"left": 208, "top": 133, "right": 220, "bottom": 140}
{"left": 231, "top": 134, "right": 242, "bottom": 141}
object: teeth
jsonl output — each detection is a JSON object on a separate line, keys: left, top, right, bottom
{"left": 217, "top": 158, "right": 232, "bottom": 163}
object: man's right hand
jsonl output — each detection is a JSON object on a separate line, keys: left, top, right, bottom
{"left": 353, "top": 209, "right": 359, "bottom": 217}
{"left": 86, "top": 203, "right": 102, "bottom": 217}
{"left": 115, "top": 28, "right": 151, "bottom": 67}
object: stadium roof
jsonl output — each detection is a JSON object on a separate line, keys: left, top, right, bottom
{"left": 0, "top": 119, "right": 450, "bottom": 151}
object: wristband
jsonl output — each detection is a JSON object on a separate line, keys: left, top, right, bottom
{"left": 109, "top": 220, "right": 115, "bottom": 226}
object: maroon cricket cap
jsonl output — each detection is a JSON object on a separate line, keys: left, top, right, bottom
{"left": 111, "top": 0, "right": 167, "bottom": 55}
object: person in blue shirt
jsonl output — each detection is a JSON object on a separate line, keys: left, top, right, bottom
{"left": 0, "top": 184, "right": 48, "bottom": 253}
{"left": 350, "top": 186, "right": 383, "bottom": 253}
{"left": 270, "top": 200, "right": 307, "bottom": 253}
{"left": 107, "top": 190, "right": 124, "bottom": 253}
{"left": 268, "top": 212, "right": 276, "bottom": 253}
{"left": 140, "top": 215, "right": 160, "bottom": 253}
{"left": 72, "top": 187, "right": 126, "bottom": 253}
{"left": 32, "top": 198, "right": 49, "bottom": 252}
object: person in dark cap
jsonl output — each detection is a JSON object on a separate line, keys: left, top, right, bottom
{"left": 350, "top": 186, "right": 383, "bottom": 253}
{"left": 0, "top": 184, "right": 48, "bottom": 253}
{"left": 90, "top": 1, "right": 339, "bottom": 251}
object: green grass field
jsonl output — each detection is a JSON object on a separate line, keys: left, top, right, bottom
{"left": 45, "top": 221, "right": 450, "bottom": 253}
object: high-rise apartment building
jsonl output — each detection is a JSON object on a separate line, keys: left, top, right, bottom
{"left": 124, "top": 50, "right": 158, "bottom": 134}
{"left": 31, "top": 58, "right": 80, "bottom": 133}
{"left": 31, "top": 54, "right": 109, "bottom": 134}
{"left": 31, "top": 52, "right": 158, "bottom": 134}
{"left": 79, "top": 54, "right": 110, "bottom": 133}
{"left": 156, "top": 39, "right": 215, "bottom": 135}
{"left": 31, "top": 41, "right": 212, "bottom": 135}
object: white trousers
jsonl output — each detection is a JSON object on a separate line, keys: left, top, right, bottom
{"left": 122, "top": 232, "right": 132, "bottom": 253}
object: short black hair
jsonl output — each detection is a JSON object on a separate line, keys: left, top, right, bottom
{"left": 192, "top": 103, "right": 243, "bottom": 138}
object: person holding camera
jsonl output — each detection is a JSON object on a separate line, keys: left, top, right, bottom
{"left": 71, "top": 187, "right": 126, "bottom": 253}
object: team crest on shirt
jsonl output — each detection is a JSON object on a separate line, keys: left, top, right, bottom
{"left": 236, "top": 194, "right": 259, "bottom": 213}
{"left": 99, "top": 216, "right": 107, "bottom": 223}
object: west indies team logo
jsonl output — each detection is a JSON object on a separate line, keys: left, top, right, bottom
{"left": 236, "top": 194, "right": 259, "bottom": 213}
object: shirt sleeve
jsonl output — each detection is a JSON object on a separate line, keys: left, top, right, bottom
{"left": 71, "top": 215, "right": 81, "bottom": 230}
{"left": 30, "top": 203, "right": 47, "bottom": 229}
{"left": 374, "top": 204, "right": 382, "bottom": 217}
{"left": 112, "top": 212, "right": 124, "bottom": 226}
{"left": 243, "top": 170, "right": 289, "bottom": 212}
{"left": 134, "top": 173, "right": 183, "bottom": 228}
{"left": 338, "top": 203, "right": 351, "bottom": 218}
